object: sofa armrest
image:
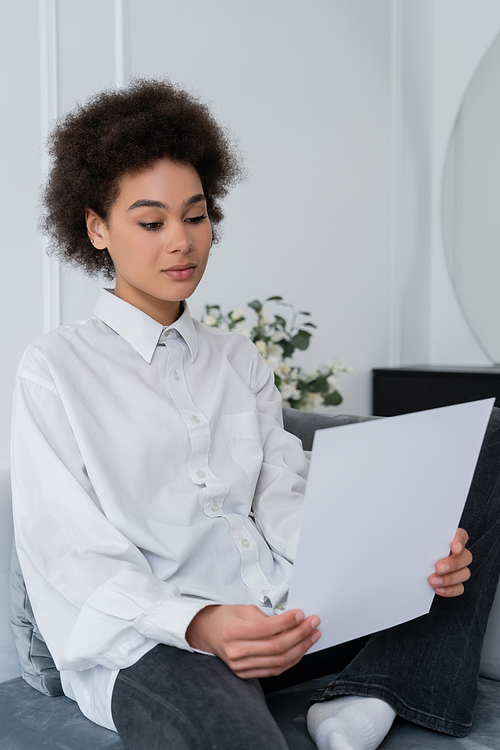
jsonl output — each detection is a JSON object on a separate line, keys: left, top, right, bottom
{"left": 282, "top": 408, "right": 378, "bottom": 452}
{"left": 0, "top": 468, "right": 21, "bottom": 682}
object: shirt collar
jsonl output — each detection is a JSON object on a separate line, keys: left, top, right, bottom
{"left": 93, "top": 289, "right": 199, "bottom": 364}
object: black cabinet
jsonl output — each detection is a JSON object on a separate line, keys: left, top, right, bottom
{"left": 372, "top": 366, "right": 500, "bottom": 417}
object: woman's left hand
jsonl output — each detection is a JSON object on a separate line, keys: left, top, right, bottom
{"left": 428, "top": 528, "right": 472, "bottom": 597}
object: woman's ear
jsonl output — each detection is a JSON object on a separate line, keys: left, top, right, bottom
{"left": 85, "top": 208, "right": 107, "bottom": 250}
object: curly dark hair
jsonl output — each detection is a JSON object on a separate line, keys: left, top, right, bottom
{"left": 41, "top": 78, "right": 243, "bottom": 279}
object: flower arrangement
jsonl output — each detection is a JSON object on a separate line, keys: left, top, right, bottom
{"left": 202, "top": 296, "right": 351, "bottom": 410}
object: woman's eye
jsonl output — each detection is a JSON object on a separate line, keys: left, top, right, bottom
{"left": 139, "top": 222, "right": 163, "bottom": 231}
{"left": 185, "top": 214, "right": 208, "bottom": 225}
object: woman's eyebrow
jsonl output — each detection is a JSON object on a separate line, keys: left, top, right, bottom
{"left": 127, "top": 194, "right": 206, "bottom": 212}
{"left": 183, "top": 193, "right": 206, "bottom": 208}
{"left": 127, "top": 199, "right": 166, "bottom": 211}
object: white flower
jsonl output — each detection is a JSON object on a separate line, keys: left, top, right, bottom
{"left": 265, "top": 354, "right": 282, "bottom": 372}
{"left": 331, "top": 360, "right": 354, "bottom": 375}
{"left": 279, "top": 383, "right": 294, "bottom": 400}
{"left": 267, "top": 343, "right": 284, "bottom": 358}
{"left": 306, "top": 369, "right": 320, "bottom": 381}
{"left": 231, "top": 309, "right": 244, "bottom": 321}
{"left": 261, "top": 315, "right": 269, "bottom": 325}
{"left": 275, "top": 363, "right": 291, "bottom": 377}
{"left": 256, "top": 340, "right": 267, "bottom": 356}
{"left": 280, "top": 382, "right": 302, "bottom": 401}
{"left": 327, "top": 374, "right": 338, "bottom": 390}
{"left": 271, "top": 331, "right": 283, "bottom": 343}
{"left": 235, "top": 321, "right": 252, "bottom": 337}
{"left": 204, "top": 315, "right": 218, "bottom": 326}
{"left": 302, "top": 392, "right": 322, "bottom": 410}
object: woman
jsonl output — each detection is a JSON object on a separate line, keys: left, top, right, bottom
{"left": 11, "top": 78, "right": 500, "bottom": 750}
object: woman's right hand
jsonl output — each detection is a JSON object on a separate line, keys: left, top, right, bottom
{"left": 185, "top": 604, "right": 321, "bottom": 679}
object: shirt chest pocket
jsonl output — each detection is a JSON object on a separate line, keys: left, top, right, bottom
{"left": 222, "top": 411, "right": 264, "bottom": 499}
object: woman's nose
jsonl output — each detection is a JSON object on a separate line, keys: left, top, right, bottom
{"left": 167, "top": 222, "right": 192, "bottom": 252}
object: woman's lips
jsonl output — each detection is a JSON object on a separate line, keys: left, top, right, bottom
{"left": 163, "top": 265, "right": 196, "bottom": 280}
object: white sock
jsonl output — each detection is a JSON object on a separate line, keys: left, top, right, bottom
{"left": 307, "top": 696, "right": 396, "bottom": 750}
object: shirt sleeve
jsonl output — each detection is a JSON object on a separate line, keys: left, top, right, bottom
{"left": 249, "top": 356, "right": 309, "bottom": 564}
{"left": 11, "top": 367, "right": 218, "bottom": 673}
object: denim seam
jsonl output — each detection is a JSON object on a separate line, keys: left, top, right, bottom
{"left": 311, "top": 680, "right": 472, "bottom": 737}
{"left": 115, "top": 672, "right": 204, "bottom": 748}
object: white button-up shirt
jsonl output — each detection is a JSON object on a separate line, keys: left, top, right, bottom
{"left": 11, "top": 290, "right": 308, "bottom": 730}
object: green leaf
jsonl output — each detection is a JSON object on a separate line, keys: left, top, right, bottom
{"left": 274, "top": 373, "right": 282, "bottom": 388}
{"left": 266, "top": 295, "right": 283, "bottom": 301}
{"left": 298, "top": 311, "right": 311, "bottom": 316}
{"left": 303, "top": 322, "right": 317, "bottom": 328}
{"left": 274, "top": 315, "right": 287, "bottom": 328}
{"left": 308, "top": 375, "right": 329, "bottom": 394}
{"left": 279, "top": 340, "right": 295, "bottom": 358}
{"left": 324, "top": 391, "right": 342, "bottom": 406}
{"left": 291, "top": 330, "right": 311, "bottom": 351}
{"left": 248, "top": 299, "right": 262, "bottom": 313}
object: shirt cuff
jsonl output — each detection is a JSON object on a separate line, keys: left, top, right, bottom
{"left": 139, "top": 597, "right": 221, "bottom": 652}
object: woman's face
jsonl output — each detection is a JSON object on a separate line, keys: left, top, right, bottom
{"left": 86, "top": 158, "right": 213, "bottom": 325}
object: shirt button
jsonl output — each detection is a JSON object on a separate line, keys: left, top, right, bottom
{"left": 196, "top": 469, "right": 206, "bottom": 479}
{"left": 276, "top": 605, "right": 284, "bottom": 611}
{"left": 210, "top": 502, "right": 219, "bottom": 512}
{"left": 191, "top": 415, "right": 200, "bottom": 423}
{"left": 261, "top": 589, "right": 270, "bottom": 595}
{"left": 172, "top": 371, "right": 180, "bottom": 381}
{"left": 241, "top": 538, "right": 250, "bottom": 548}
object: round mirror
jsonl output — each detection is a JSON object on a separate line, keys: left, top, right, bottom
{"left": 442, "top": 31, "right": 500, "bottom": 365}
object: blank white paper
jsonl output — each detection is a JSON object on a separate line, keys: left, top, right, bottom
{"left": 287, "top": 399, "right": 494, "bottom": 653}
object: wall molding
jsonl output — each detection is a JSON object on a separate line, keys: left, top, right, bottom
{"left": 40, "top": 0, "right": 61, "bottom": 333}
{"left": 388, "top": 0, "right": 403, "bottom": 367}
{"left": 114, "top": 0, "right": 130, "bottom": 87}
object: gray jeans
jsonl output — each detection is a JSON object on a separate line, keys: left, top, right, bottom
{"left": 111, "top": 639, "right": 364, "bottom": 750}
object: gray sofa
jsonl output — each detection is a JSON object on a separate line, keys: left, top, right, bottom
{"left": 1, "top": 410, "right": 500, "bottom": 749}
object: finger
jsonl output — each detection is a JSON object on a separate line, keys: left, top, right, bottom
{"left": 223, "top": 609, "right": 308, "bottom": 642}
{"left": 435, "top": 548, "right": 472, "bottom": 575}
{"left": 224, "top": 616, "right": 321, "bottom": 662}
{"left": 429, "top": 566, "right": 471, "bottom": 589}
{"left": 450, "top": 528, "right": 469, "bottom": 556}
{"left": 222, "top": 608, "right": 294, "bottom": 641}
{"left": 228, "top": 629, "right": 322, "bottom": 678}
{"left": 433, "top": 582, "right": 465, "bottom": 598}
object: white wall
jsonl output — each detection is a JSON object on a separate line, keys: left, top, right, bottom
{"left": 398, "top": 0, "right": 434, "bottom": 365}
{"left": 1, "top": 0, "right": 44, "bottom": 470}
{"left": 428, "top": 0, "right": 500, "bottom": 365}
{"left": 395, "top": 0, "right": 500, "bottom": 367}
{"left": 131, "top": 0, "right": 393, "bottom": 415}
{"left": 0, "top": 0, "right": 395, "bottom": 468}
{"left": 2, "top": 0, "right": 499, "bottom": 469}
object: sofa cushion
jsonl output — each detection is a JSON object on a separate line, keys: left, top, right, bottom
{"left": 2, "top": 672, "right": 500, "bottom": 750}
{"left": 0, "top": 676, "right": 123, "bottom": 749}
{"left": 0, "top": 468, "right": 21, "bottom": 683}
{"left": 10, "top": 545, "right": 63, "bottom": 696}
